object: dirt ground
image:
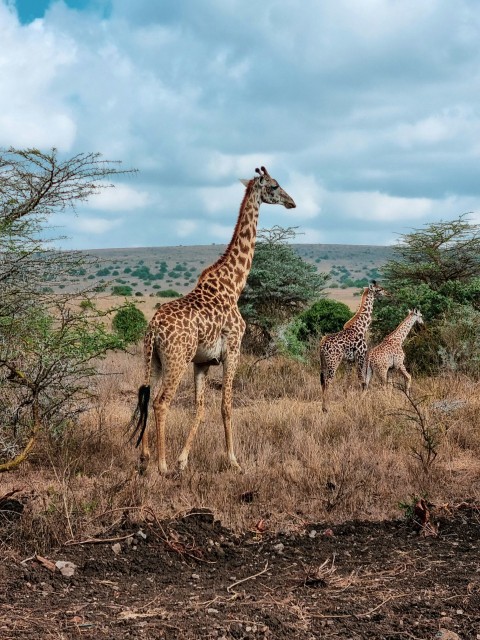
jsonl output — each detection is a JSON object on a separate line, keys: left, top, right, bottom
{"left": 1, "top": 503, "right": 480, "bottom": 639}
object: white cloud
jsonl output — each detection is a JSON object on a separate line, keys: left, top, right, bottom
{"left": 334, "top": 191, "right": 433, "bottom": 222}
{"left": 70, "top": 216, "right": 123, "bottom": 235}
{"left": 206, "top": 152, "right": 276, "bottom": 180}
{"left": 199, "top": 184, "right": 243, "bottom": 216}
{"left": 176, "top": 219, "right": 198, "bottom": 238}
{"left": 284, "top": 173, "right": 322, "bottom": 220}
{"left": 85, "top": 184, "right": 149, "bottom": 212}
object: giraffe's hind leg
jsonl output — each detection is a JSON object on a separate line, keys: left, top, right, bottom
{"left": 177, "top": 363, "right": 210, "bottom": 471}
{"left": 152, "top": 362, "right": 188, "bottom": 474}
{"left": 398, "top": 364, "right": 412, "bottom": 394}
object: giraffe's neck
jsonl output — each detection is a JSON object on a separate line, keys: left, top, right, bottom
{"left": 387, "top": 314, "right": 417, "bottom": 345}
{"left": 198, "top": 180, "right": 261, "bottom": 299}
{"left": 343, "top": 289, "right": 375, "bottom": 334}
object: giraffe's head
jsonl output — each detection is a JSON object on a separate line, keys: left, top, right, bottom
{"left": 241, "top": 166, "right": 296, "bottom": 209}
{"left": 410, "top": 308, "right": 424, "bottom": 325}
{"left": 368, "top": 280, "right": 389, "bottom": 299}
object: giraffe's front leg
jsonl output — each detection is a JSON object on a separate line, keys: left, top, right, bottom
{"left": 221, "top": 346, "right": 242, "bottom": 472}
{"left": 355, "top": 343, "right": 368, "bottom": 389}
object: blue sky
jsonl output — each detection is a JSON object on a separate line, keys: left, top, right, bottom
{"left": 2, "top": 0, "right": 480, "bottom": 249}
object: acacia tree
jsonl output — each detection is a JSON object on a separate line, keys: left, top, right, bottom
{"left": 239, "top": 226, "right": 328, "bottom": 352}
{"left": 383, "top": 214, "right": 480, "bottom": 290}
{"left": 0, "top": 148, "right": 134, "bottom": 472}
{"left": 374, "top": 215, "right": 480, "bottom": 375}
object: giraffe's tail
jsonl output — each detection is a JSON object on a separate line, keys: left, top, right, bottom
{"left": 128, "top": 385, "right": 151, "bottom": 447}
{"left": 128, "top": 330, "right": 156, "bottom": 447}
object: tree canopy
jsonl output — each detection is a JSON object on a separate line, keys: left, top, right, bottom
{"left": 0, "top": 147, "right": 134, "bottom": 472}
{"left": 239, "top": 226, "right": 328, "bottom": 351}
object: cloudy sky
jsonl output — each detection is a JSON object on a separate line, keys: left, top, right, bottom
{"left": 1, "top": 0, "right": 480, "bottom": 249}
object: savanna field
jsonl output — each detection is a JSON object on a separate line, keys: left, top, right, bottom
{"left": 1, "top": 289, "right": 480, "bottom": 639}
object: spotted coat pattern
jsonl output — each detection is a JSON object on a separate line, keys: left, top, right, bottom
{"left": 319, "top": 282, "right": 387, "bottom": 412}
{"left": 131, "top": 167, "right": 296, "bottom": 474}
{"left": 364, "top": 308, "right": 424, "bottom": 393}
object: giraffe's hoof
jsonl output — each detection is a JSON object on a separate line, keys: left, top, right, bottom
{"left": 138, "top": 456, "right": 150, "bottom": 476}
{"left": 229, "top": 460, "right": 243, "bottom": 474}
{"left": 165, "top": 468, "right": 182, "bottom": 480}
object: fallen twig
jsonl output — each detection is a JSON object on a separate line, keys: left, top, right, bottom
{"left": 227, "top": 562, "right": 269, "bottom": 593}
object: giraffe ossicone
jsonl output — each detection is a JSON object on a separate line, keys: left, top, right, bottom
{"left": 364, "top": 307, "right": 424, "bottom": 393}
{"left": 319, "top": 281, "right": 388, "bottom": 413}
{"left": 129, "top": 167, "right": 296, "bottom": 474}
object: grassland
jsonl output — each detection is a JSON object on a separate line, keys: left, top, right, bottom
{"left": 54, "top": 243, "right": 393, "bottom": 300}
{"left": 2, "top": 348, "right": 478, "bottom": 549}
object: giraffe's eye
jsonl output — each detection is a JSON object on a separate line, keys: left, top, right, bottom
{"left": 271, "top": 185, "right": 279, "bottom": 191}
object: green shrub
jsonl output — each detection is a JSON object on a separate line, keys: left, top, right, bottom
{"left": 156, "top": 289, "right": 181, "bottom": 298}
{"left": 112, "top": 303, "right": 148, "bottom": 345}
{"left": 111, "top": 284, "right": 133, "bottom": 296}
{"left": 295, "top": 298, "right": 353, "bottom": 342}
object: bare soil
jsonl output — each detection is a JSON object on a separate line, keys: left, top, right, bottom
{"left": 2, "top": 503, "right": 480, "bottom": 639}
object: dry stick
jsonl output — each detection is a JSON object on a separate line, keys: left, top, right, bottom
{"left": 312, "top": 592, "right": 409, "bottom": 619}
{"left": 65, "top": 533, "right": 134, "bottom": 546}
{"left": 227, "top": 562, "right": 269, "bottom": 593}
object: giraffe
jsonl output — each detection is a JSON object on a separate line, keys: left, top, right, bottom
{"left": 319, "top": 281, "right": 387, "bottom": 412}
{"left": 364, "top": 308, "right": 424, "bottom": 393}
{"left": 129, "top": 167, "right": 296, "bottom": 474}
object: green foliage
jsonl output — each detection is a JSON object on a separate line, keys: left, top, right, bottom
{"left": 96, "top": 267, "right": 111, "bottom": 276}
{"left": 156, "top": 289, "right": 181, "bottom": 298}
{"left": 112, "top": 303, "right": 148, "bottom": 345}
{"left": 296, "top": 299, "right": 353, "bottom": 342}
{"left": 436, "top": 306, "right": 480, "bottom": 378}
{"left": 278, "top": 299, "right": 352, "bottom": 361}
{"left": 111, "top": 284, "right": 133, "bottom": 296}
{"left": 0, "top": 147, "right": 134, "bottom": 470}
{"left": 374, "top": 216, "right": 480, "bottom": 376}
{"left": 239, "top": 226, "right": 328, "bottom": 350}
{"left": 384, "top": 215, "right": 480, "bottom": 290}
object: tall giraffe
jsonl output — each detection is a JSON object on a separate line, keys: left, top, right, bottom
{"left": 364, "top": 308, "right": 423, "bottom": 393}
{"left": 319, "top": 281, "right": 387, "bottom": 412}
{"left": 129, "top": 167, "right": 296, "bottom": 474}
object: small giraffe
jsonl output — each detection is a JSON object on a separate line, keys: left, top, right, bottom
{"left": 319, "top": 281, "right": 387, "bottom": 412}
{"left": 364, "top": 308, "right": 424, "bottom": 393}
{"left": 129, "top": 167, "right": 296, "bottom": 474}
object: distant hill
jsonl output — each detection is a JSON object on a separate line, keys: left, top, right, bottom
{"left": 48, "top": 244, "right": 394, "bottom": 298}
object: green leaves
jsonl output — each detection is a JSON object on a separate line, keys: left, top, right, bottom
{"left": 239, "top": 226, "right": 328, "bottom": 352}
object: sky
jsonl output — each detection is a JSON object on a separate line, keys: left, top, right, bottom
{"left": 1, "top": 0, "right": 480, "bottom": 249}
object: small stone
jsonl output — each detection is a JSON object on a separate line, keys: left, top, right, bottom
{"left": 436, "top": 630, "right": 461, "bottom": 640}
{"left": 273, "top": 543, "right": 284, "bottom": 554}
{"left": 309, "top": 530, "right": 317, "bottom": 539}
{"left": 111, "top": 543, "right": 121, "bottom": 555}
{"left": 136, "top": 529, "right": 147, "bottom": 540}
{"left": 207, "top": 608, "right": 219, "bottom": 615}
{"left": 191, "top": 573, "right": 200, "bottom": 580}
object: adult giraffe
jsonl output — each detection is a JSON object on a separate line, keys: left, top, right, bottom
{"left": 319, "top": 281, "right": 387, "bottom": 412}
{"left": 364, "top": 308, "right": 424, "bottom": 393}
{"left": 130, "top": 167, "right": 296, "bottom": 474}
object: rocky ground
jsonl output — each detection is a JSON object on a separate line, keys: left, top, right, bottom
{"left": 1, "top": 503, "right": 480, "bottom": 639}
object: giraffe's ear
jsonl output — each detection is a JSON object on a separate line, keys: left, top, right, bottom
{"left": 239, "top": 179, "right": 250, "bottom": 187}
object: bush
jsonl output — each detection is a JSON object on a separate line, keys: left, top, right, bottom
{"left": 112, "top": 303, "right": 148, "bottom": 345}
{"left": 156, "top": 289, "right": 181, "bottom": 298}
{"left": 111, "top": 285, "right": 133, "bottom": 296}
{"left": 296, "top": 299, "right": 353, "bottom": 342}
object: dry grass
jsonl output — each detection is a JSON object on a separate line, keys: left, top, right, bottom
{"left": 2, "top": 348, "right": 480, "bottom": 552}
